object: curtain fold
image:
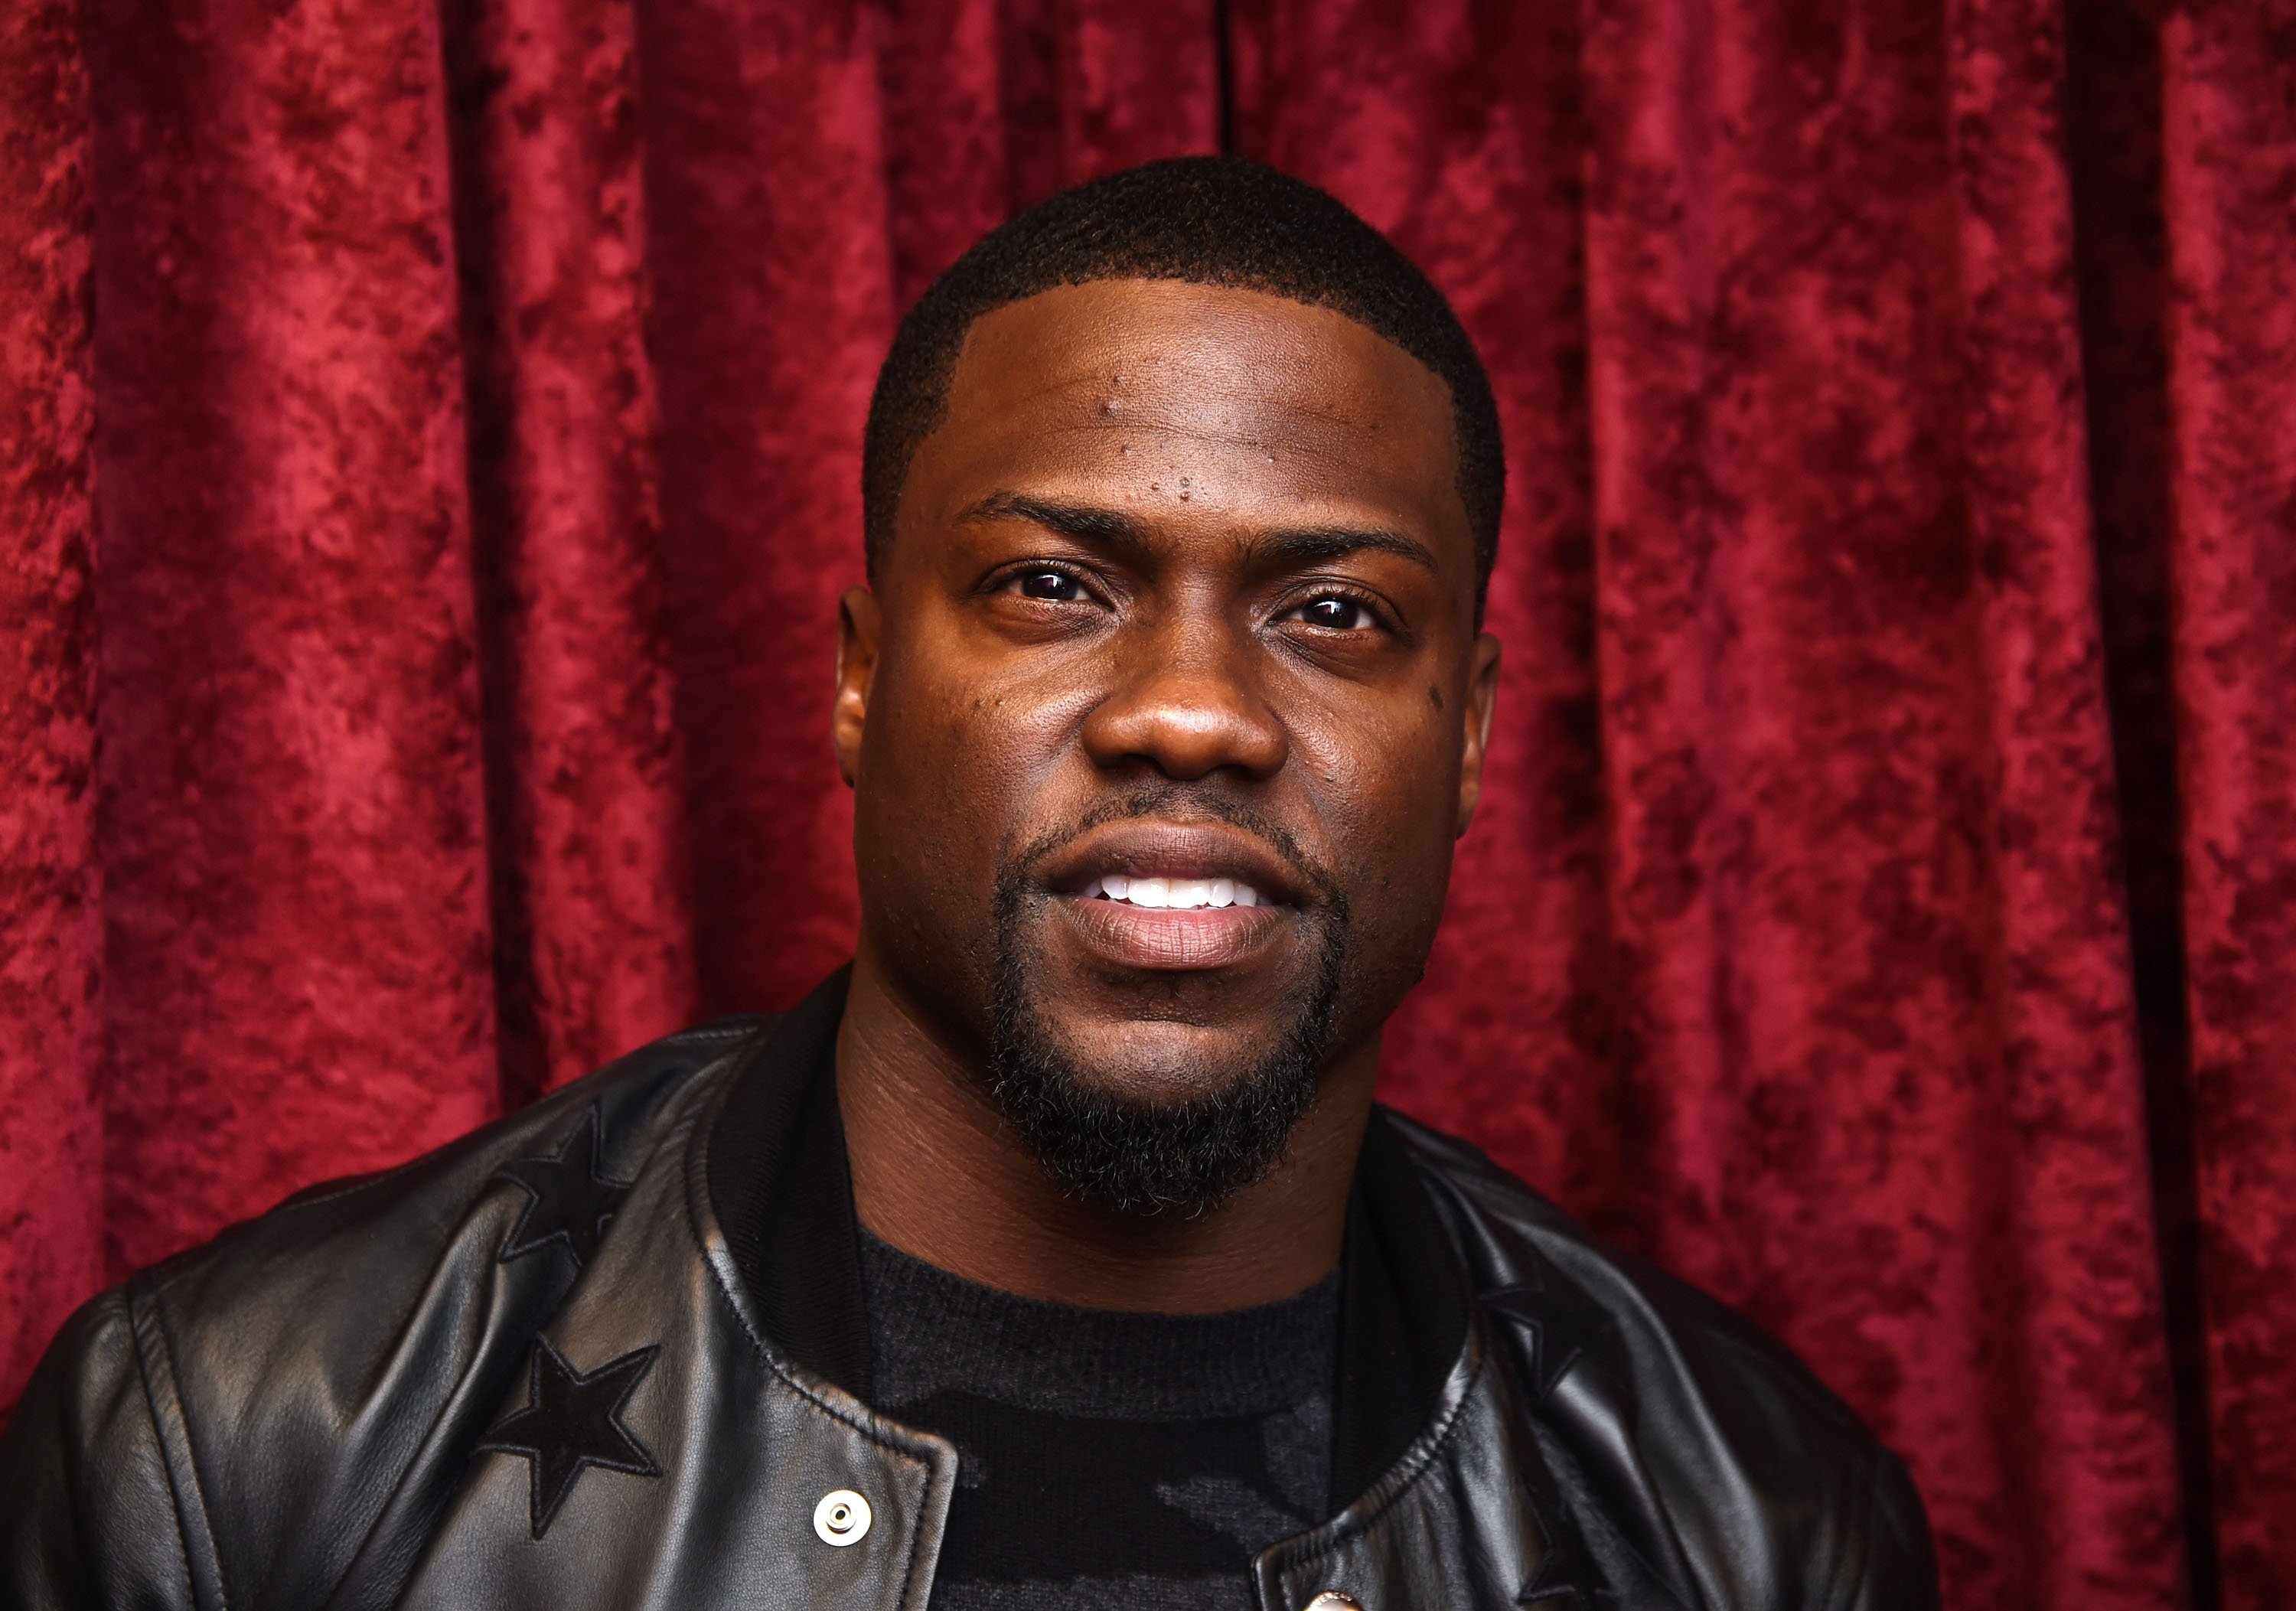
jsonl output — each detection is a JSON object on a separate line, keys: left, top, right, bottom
{"left": 2156, "top": 12, "right": 2296, "bottom": 1601}
{"left": 2, "top": 2, "right": 2288, "bottom": 1606}
{"left": 442, "top": 0, "right": 695, "bottom": 1107}
{"left": 0, "top": 0, "right": 101, "bottom": 1436}
{"left": 80, "top": 0, "right": 501, "bottom": 1275}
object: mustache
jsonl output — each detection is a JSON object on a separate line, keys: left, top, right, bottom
{"left": 999, "top": 781, "right": 1349, "bottom": 916}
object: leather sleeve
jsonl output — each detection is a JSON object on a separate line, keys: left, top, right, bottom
{"left": 1841, "top": 1450, "right": 1941, "bottom": 1611}
{"left": 0, "top": 1290, "right": 200, "bottom": 1611}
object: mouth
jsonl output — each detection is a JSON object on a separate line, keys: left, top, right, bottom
{"left": 1076, "top": 873, "right": 1270, "bottom": 910}
{"left": 1035, "top": 821, "right": 1309, "bottom": 973}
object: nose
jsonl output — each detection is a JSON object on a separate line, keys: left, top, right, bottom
{"left": 1079, "top": 612, "right": 1289, "bottom": 782}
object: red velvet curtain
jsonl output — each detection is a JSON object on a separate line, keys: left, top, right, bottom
{"left": 2, "top": 2, "right": 2289, "bottom": 1606}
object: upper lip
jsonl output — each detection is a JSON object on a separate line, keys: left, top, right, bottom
{"left": 1037, "top": 820, "right": 1310, "bottom": 908}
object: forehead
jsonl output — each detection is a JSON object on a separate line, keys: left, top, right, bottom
{"left": 899, "top": 279, "right": 1469, "bottom": 566}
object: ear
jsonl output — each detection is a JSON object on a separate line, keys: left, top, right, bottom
{"left": 832, "top": 585, "right": 882, "bottom": 789}
{"left": 1454, "top": 631, "right": 1502, "bottom": 838}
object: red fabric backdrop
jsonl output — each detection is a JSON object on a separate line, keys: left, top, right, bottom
{"left": 2, "top": 2, "right": 2290, "bottom": 1606}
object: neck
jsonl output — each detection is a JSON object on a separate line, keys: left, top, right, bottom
{"left": 835, "top": 956, "right": 1378, "bottom": 1314}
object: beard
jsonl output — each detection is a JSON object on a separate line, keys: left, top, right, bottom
{"left": 983, "top": 791, "right": 1352, "bottom": 1217}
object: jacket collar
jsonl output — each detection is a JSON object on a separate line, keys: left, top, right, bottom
{"left": 705, "top": 966, "right": 875, "bottom": 1397}
{"left": 703, "top": 967, "right": 1479, "bottom": 1510}
{"left": 698, "top": 968, "right": 1600, "bottom": 1604}
{"left": 1332, "top": 1101, "right": 1476, "bottom": 1506}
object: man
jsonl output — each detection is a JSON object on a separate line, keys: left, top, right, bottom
{"left": 2, "top": 158, "right": 1936, "bottom": 1610}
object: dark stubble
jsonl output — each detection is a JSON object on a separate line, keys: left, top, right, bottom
{"left": 985, "top": 791, "right": 1352, "bottom": 1216}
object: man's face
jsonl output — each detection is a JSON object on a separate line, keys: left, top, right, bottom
{"left": 837, "top": 279, "right": 1499, "bottom": 1208}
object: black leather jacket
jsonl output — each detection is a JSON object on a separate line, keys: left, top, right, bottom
{"left": 2, "top": 973, "right": 1936, "bottom": 1609}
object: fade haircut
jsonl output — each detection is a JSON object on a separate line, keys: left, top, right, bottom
{"left": 861, "top": 157, "right": 1505, "bottom": 608}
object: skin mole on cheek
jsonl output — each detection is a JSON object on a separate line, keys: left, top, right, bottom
{"left": 1428, "top": 684, "right": 1443, "bottom": 711}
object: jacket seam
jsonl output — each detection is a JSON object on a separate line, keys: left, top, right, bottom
{"left": 892, "top": 1459, "right": 934, "bottom": 1611}
{"left": 677, "top": 1053, "right": 950, "bottom": 1467}
{"left": 1692, "top": 1310, "right": 1890, "bottom": 1603}
{"left": 234, "top": 1153, "right": 439, "bottom": 1218}
{"left": 695, "top": 1162, "right": 932, "bottom": 1457}
{"left": 1818, "top": 1443, "right": 1886, "bottom": 1609}
{"left": 54, "top": 1303, "right": 147, "bottom": 1600}
{"left": 690, "top": 1242, "right": 954, "bottom": 1590}
{"left": 126, "top": 1278, "right": 230, "bottom": 1611}
{"left": 1266, "top": 1339, "right": 1490, "bottom": 1593}
{"left": 311, "top": 1290, "right": 540, "bottom": 1611}
{"left": 673, "top": 1029, "right": 954, "bottom": 1609}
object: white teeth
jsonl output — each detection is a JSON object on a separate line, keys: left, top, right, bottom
{"left": 1089, "top": 875, "right": 1266, "bottom": 909}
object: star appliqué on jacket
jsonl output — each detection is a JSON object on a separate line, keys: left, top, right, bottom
{"left": 494, "top": 1105, "right": 632, "bottom": 1270}
{"left": 476, "top": 1339, "right": 662, "bottom": 1538}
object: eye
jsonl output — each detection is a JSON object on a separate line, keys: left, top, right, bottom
{"left": 1012, "top": 569, "right": 1089, "bottom": 602}
{"left": 1291, "top": 594, "right": 1376, "bottom": 631}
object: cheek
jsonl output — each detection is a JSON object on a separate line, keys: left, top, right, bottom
{"left": 1296, "top": 702, "right": 1465, "bottom": 922}
{"left": 856, "top": 632, "right": 1091, "bottom": 900}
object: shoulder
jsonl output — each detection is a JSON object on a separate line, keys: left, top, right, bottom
{"left": 0, "top": 1286, "right": 201, "bottom": 1609}
{"left": 1381, "top": 1107, "right": 1939, "bottom": 1611}
{"left": 139, "top": 1016, "right": 765, "bottom": 1374}
{"left": 0, "top": 1016, "right": 772, "bottom": 1611}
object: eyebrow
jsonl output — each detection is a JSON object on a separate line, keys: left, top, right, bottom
{"left": 961, "top": 493, "right": 1149, "bottom": 550}
{"left": 1249, "top": 527, "right": 1438, "bottom": 572}
{"left": 959, "top": 492, "right": 1440, "bottom": 574}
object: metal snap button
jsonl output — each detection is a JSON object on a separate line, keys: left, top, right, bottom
{"left": 1306, "top": 1594, "right": 1361, "bottom": 1611}
{"left": 813, "top": 1488, "right": 872, "bottom": 1546}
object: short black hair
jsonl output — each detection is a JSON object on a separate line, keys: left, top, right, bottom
{"left": 862, "top": 157, "right": 1505, "bottom": 606}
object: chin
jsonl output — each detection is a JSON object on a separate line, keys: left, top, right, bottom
{"left": 1037, "top": 1015, "right": 1300, "bottom": 1104}
{"left": 984, "top": 940, "right": 1346, "bottom": 1216}
{"left": 967, "top": 791, "right": 1361, "bottom": 1212}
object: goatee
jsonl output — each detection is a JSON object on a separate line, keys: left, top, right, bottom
{"left": 983, "top": 797, "right": 1350, "bottom": 1217}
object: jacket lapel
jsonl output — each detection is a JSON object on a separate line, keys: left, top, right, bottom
{"left": 1259, "top": 1112, "right": 1599, "bottom": 1609}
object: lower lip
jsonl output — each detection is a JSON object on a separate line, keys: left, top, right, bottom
{"left": 1052, "top": 895, "right": 1291, "bottom": 970}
